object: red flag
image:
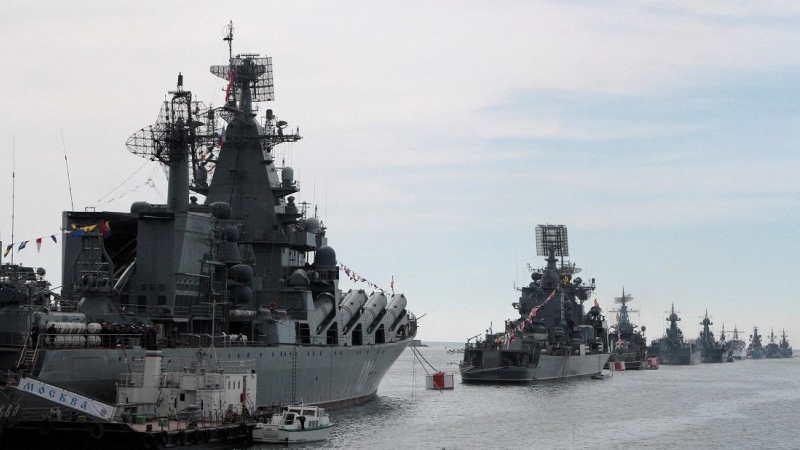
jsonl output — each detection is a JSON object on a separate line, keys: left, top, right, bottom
{"left": 36, "top": 238, "right": 42, "bottom": 253}
{"left": 225, "top": 69, "right": 235, "bottom": 102}
{"left": 99, "top": 221, "right": 111, "bottom": 238}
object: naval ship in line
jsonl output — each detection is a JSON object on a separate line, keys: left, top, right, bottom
{"left": 606, "top": 289, "right": 648, "bottom": 370}
{"left": 765, "top": 329, "right": 783, "bottom": 359}
{"left": 697, "top": 311, "right": 731, "bottom": 363}
{"left": 648, "top": 304, "right": 701, "bottom": 365}
{"left": 728, "top": 326, "right": 747, "bottom": 360}
{"left": 778, "top": 330, "right": 793, "bottom": 358}
{"left": 460, "top": 225, "right": 610, "bottom": 382}
{"left": 748, "top": 326, "right": 766, "bottom": 359}
{"left": 0, "top": 24, "right": 416, "bottom": 419}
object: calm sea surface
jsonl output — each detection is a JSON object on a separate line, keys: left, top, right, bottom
{"left": 248, "top": 343, "right": 800, "bottom": 450}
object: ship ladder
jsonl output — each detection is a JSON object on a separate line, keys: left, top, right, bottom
{"left": 16, "top": 333, "right": 42, "bottom": 378}
{"left": 290, "top": 349, "right": 298, "bottom": 403}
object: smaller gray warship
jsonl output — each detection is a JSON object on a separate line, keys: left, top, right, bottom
{"left": 765, "top": 329, "right": 782, "bottom": 359}
{"left": 606, "top": 289, "right": 648, "bottom": 370}
{"left": 698, "top": 310, "right": 730, "bottom": 363}
{"left": 460, "top": 225, "right": 610, "bottom": 383}
{"left": 648, "top": 304, "right": 701, "bottom": 365}
{"left": 779, "top": 330, "right": 793, "bottom": 358}
{"left": 728, "top": 326, "right": 746, "bottom": 360}
{"left": 748, "top": 326, "right": 766, "bottom": 359}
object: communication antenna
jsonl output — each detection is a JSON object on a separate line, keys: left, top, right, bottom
{"left": 61, "top": 129, "right": 75, "bottom": 211}
{"left": 223, "top": 21, "right": 234, "bottom": 60}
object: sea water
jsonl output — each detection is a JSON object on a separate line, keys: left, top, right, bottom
{"left": 248, "top": 343, "right": 800, "bottom": 450}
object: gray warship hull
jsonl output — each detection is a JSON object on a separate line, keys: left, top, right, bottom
{"left": 659, "top": 349, "right": 701, "bottom": 365}
{"left": 460, "top": 352, "right": 609, "bottom": 382}
{"left": 0, "top": 339, "right": 411, "bottom": 416}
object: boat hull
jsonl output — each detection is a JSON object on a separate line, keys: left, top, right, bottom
{"left": 460, "top": 353, "right": 609, "bottom": 383}
{"left": 0, "top": 338, "right": 412, "bottom": 420}
{"left": 659, "top": 349, "right": 702, "bottom": 365}
{"left": 253, "top": 423, "right": 332, "bottom": 444}
{"left": 0, "top": 420, "right": 251, "bottom": 450}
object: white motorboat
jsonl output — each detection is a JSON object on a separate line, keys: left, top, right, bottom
{"left": 252, "top": 405, "right": 333, "bottom": 444}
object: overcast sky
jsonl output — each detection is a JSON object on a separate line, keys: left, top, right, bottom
{"left": 2, "top": 1, "right": 799, "bottom": 344}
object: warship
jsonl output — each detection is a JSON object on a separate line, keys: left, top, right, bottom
{"left": 748, "top": 326, "right": 766, "bottom": 359}
{"left": 718, "top": 324, "right": 734, "bottom": 362}
{"left": 460, "top": 225, "right": 610, "bottom": 382}
{"left": 727, "top": 325, "right": 746, "bottom": 360}
{"left": 647, "top": 304, "right": 701, "bottom": 365}
{"left": 697, "top": 310, "right": 730, "bottom": 363}
{"left": 764, "top": 329, "right": 782, "bottom": 359}
{"left": 778, "top": 330, "right": 793, "bottom": 358}
{"left": 0, "top": 24, "right": 417, "bottom": 420}
{"left": 606, "top": 289, "right": 648, "bottom": 370}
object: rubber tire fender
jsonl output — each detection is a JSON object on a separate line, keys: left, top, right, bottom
{"left": 90, "top": 422, "right": 105, "bottom": 440}
{"left": 142, "top": 433, "right": 157, "bottom": 450}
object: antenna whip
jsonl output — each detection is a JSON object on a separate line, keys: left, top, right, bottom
{"left": 61, "top": 129, "right": 75, "bottom": 210}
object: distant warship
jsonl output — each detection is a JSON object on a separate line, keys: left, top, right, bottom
{"left": 648, "top": 304, "right": 701, "bottom": 365}
{"left": 460, "top": 225, "right": 610, "bottom": 382}
{"left": 0, "top": 23, "right": 416, "bottom": 419}
{"left": 718, "top": 324, "right": 734, "bottom": 362}
{"left": 727, "top": 325, "right": 747, "bottom": 360}
{"left": 779, "top": 330, "right": 793, "bottom": 358}
{"left": 748, "top": 326, "right": 766, "bottom": 359}
{"left": 606, "top": 289, "right": 648, "bottom": 370}
{"left": 697, "top": 310, "right": 730, "bottom": 363}
{"left": 765, "top": 329, "right": 782, "bottom": 359}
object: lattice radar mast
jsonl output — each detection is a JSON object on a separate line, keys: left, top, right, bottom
{"left": 126, "top": 22, "right": 302, "bottom": 203}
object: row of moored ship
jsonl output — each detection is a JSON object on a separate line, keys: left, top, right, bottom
{"left": 458, "top": 224, "right": 794, "bottom": 383}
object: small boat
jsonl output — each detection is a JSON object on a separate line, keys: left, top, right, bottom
{"left": 252, "top": 405, "right": 333, "bottom": 444}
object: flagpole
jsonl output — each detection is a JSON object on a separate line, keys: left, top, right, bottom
{"left": 11, "top": 135, "right": 16, "bottom": 266}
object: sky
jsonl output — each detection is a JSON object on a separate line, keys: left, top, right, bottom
{"left": 1, "top": 1, "right": 799, "bottom": 345}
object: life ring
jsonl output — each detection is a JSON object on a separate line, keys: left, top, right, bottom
{"left": 177, "top": 429, "right": 187, "bottom": 446}
{"left": 142, "top": 433, "right": 157, "bottom": 450}
{"left": 37, "top": 420, "right": 53, "bottom": 436}
{"left": 218, "top": 427, "right": 228, "bottom": 441}
{"left": 90, "top": 422, "right": 105, "bottom": 440}
{"left": 268, "top": 302, "right": 278, "bottom": 310}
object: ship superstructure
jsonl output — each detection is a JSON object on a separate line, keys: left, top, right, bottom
{"left": 0, "top": 24, "right": 416, "bottom": 418}
{"left": 460, "top": 225, "right": 610, "bottom": 382}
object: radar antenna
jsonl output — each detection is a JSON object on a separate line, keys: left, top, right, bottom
{"left": 535, "top": 224, "right": 580, "bottom": 274}
{"left": 614, "top": 290, "right": 634, "bottom": 305}
{"left": 126, "top": 74, "right": 220, "bottom": 205}
{"left": 209, "top": 24, "right": 301, "bottom": 155}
